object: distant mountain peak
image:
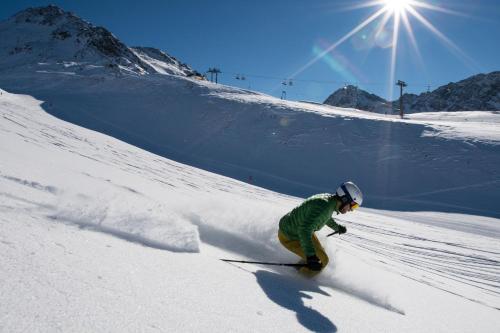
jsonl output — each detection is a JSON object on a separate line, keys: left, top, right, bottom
{"left": 12, "top": 5, "right": 70, "bottom": 26}
{"left": 0, "top": 5, "right": 201, "bottom": 78}
{"left": 324, "top": 85, "right": 392, "bottom": 113}
{"left": 324, "top": 71, "right": 500, "bottom": 113}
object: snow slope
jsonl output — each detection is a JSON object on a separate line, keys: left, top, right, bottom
{"left": 2, "top": 89, "right": 500, "bottom": 332}
{"left": 1, "top": 72, "right": 499, "bottom": 218}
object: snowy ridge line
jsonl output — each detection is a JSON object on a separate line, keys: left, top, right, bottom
{"left": 212, "top": 89, "right": 500, "bottom": 145}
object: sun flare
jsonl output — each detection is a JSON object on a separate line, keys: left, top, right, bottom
{"left": 290, "top": 0, "right": 472, "bottom": 100}
{"left": 383, "top": 0, "right": 412, "bottom": 13}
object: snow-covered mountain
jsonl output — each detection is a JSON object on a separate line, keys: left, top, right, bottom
{"left": 0, "top": 5, "right": 201, "bottom": 77}
{"left": 2, "top": 88, "right": 500, "bottom": 332}
{"left": 323, "top": 85, "right": 392, "bottom": 114}
{"left": 402, "top": 71, "right": 500, "bottom": 112}
{"left": 131, "top": 46, "right": 200, "bottom": 77}
{"left": 324, "top": 71, "right": 500, "bottom": 113}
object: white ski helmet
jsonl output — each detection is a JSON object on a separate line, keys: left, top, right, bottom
{"left": 336, "top": 181, "right": 363, "bottom": 208}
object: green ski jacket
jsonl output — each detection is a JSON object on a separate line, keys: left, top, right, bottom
{"left": 279, "top": 193, "right": 342, "bottom": 257}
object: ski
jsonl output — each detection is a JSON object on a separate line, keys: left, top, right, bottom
{"left": 220, "top": 259, "right": 306, "bottom": 267}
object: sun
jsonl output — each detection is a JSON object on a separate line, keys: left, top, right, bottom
{"left": 383, "top": 0, "right": 412, "bottom": 13}
{"left": 290, "top": 0, "right": 473, "bottom": 100}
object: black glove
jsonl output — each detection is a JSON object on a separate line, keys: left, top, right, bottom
{"left": 337, "top": 224, "right": 347, "bottom": 234}
{"left": 306, "top": 255, "right": 322, "bottom": 271}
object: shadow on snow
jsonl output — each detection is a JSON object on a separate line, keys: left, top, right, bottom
{"left": 255, "top": 270, "right": 337, "bottom": 333}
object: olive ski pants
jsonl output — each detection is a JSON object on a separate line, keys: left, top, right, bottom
{"left": 278, "top": 230, "right": 329, "bottom": 276}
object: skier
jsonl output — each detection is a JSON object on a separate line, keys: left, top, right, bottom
{"left": 278, "top": 181, "right": 363, "bottom": 276}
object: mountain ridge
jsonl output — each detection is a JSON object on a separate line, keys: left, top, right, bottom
{"left": 324, "top": 71, "right": 500, "bottom": 113}
{"left": 0, "top": 5, "right": 202, "bottom": 77}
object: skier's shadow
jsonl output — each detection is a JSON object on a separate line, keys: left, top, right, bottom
{"left": 255, "top": 270, "right": 337, "bottom": 333}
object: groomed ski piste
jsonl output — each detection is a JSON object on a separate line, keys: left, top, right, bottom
{"left": 1, "top": 85, "right": 500, "bottom": 332}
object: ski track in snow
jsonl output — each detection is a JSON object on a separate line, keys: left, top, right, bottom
{"left": 1, "top": 89, "right": 500, "bottom": 331}
{"left": 330, "top": 214, "right": 500, "bottom": 310}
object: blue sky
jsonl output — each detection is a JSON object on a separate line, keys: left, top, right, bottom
{"left": 1, "top": 0, "right": 499, "bottom": 102}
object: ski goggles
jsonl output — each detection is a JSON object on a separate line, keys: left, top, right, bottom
{"left": 350, "top": 202, "right": 360, "bottom": 210}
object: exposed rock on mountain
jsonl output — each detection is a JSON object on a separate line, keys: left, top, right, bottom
{"left": 0, "top": 5, "right": 201, "bottom": 77}
{"left": 324, "top": 85, "right": 392, "bottom": 113}
{"left": 401, "top": 72, "right": 500, "bottom": 112}
{"left": 324, "top": 72, "right": 500, "bottom": 113}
